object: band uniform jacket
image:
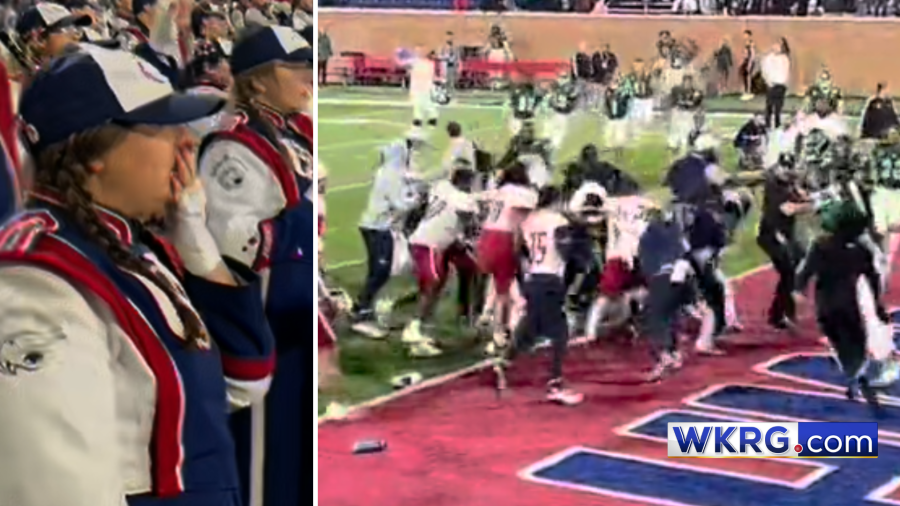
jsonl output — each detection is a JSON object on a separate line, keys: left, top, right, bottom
{"left": 0, "top": 197, "right": 276, "bottom": 506}
{"left": 197, "top": 107, "right": 315, "bottom": 506}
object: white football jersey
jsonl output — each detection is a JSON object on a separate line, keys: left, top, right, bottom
{"left": 520, "top": 209, "right": 569, "bottom": 277}
{"left": 605, "top": 195, "right": 655, "bottom": 262}
{"left": 409, "top": 181, "right": 477, "bottom": 250}
{"left": 444, "top": 137, "right": 476, "bottom": 172}
{"left": 801, "top": 112, "right": 849, "bottom": 140}
{"left": 519, "top": 153, "right": 551, "bottom": 188}
{"left": 481, "top": 184, "right": 539, "bottom": 232}
{"left": 409, "top": 58, "right": 435, "bottom": 96}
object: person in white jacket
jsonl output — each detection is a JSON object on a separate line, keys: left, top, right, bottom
{"left": 0, "top": 43, "right": 274, "bottom": 506}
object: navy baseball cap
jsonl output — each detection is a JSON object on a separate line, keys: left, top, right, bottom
{"left": 230, "top": 25, "right": 312, "bottom": 76}
{"left": 19, "top": 44, "right": 224, "bottom": 154}
{"left": 16, "top": 2, "right": 92, "bottom": 36}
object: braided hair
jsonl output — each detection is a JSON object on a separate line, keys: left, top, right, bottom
{"left": 31, "top": 125, "right": 208, "bottom": 348}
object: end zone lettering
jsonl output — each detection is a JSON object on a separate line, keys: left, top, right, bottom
{"left": 667, "top": 422, "right": 878, "bottom": 458}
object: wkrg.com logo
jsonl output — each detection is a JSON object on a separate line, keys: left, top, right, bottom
{"left": 667, "top": 422, "right": 878, "bottom": 458}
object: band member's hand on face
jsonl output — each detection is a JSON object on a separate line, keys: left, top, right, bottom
{"left": 170, "top": 134, "right": 206, "bottom": 217}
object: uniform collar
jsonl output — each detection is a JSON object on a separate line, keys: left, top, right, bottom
{"left": 255, "top": 102, "right": 288, "bottom": 129}
{"left": 31, "top": 190, "right": 138, "bottom": 247}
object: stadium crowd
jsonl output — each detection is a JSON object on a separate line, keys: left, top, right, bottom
{"left": 0, "top": 1, "right": 314, "bottom": 506}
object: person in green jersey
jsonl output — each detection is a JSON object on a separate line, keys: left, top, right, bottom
{"left": 508, "top": 75, "right": 543, "bottom": 136}
{"left": 667, "top": 74, "right": 704, "bottom": 156}
{"left": 867, "top": 132, "right": 900, "bottom": 274}
{"left": 544, "top": 71, "right": 580, "bottom": 156}
{"left": 803, "top": 68, "right": 843, "bottom": 116}
{"left": 626, "top": 58, "right": 656, "bottom": 137}
{"left": 603, "top": 72, "right": 633, "bottom": 162}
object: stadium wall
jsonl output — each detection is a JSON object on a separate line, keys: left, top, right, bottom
{"left": 319, "top": 9, "right": 895, "bottom": 96}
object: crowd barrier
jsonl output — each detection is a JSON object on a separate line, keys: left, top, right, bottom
{"left": 319, "top": 9, "right": 900, "bottom": 96}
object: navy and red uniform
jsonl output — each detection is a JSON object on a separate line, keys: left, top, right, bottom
{"left": 199, "top": 107, "right": 314, "bottom": 506}
{"left": 0, "top": 198, "right": 275, "bottom": 506}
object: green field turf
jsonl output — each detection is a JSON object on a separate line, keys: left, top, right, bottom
{"left": 318, "top": 87, "right": 862, "bottom": 413}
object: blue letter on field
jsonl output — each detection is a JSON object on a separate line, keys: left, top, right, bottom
{"left": 765, "top": 426, "right": 789, "bottom": 453}
{"left": 739, "top": 427, "right": 762, "bottom": 452}
{"left": 674, "top": 426, "right": 712, "bottom": 453}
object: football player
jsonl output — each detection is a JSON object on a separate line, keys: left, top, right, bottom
{"left": 406, "top": 46, "right": 439, "bottom": 139}
{"left": 585, "top": 185, "right": 656, "bottom": 341}
{"left": 477, "top": 163, "right": 537, "bottom": 352}
{"left": 667, "top": 74, "right": 704, "bottom": 156}
{"left": 497, "top": 121, "right": 553, "bottom": 188}
{"left": 508, "top": 74, "right": 543, "bottom": 136}
{"left": 544, "top": 70, "right": 580, "bottom": 158}
{"left": 498, "top": 186, "right": 593, "bottom": 405}
{"left": 403, "top": 167, "right": 480, "bottom": 357}
{"left": 603, "top": 71, "right": 633, "bottom": 162}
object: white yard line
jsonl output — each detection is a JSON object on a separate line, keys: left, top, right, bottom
{"left": 318, "top": 264, "right": 772, "bottom": 424}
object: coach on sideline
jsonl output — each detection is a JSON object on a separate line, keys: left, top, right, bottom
{"left": 762, "top": 38, "right": 791, "bottom": 130}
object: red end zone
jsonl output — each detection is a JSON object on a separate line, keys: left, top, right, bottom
{"left": 318, "top": 260, "right": 900, "bottom": 506}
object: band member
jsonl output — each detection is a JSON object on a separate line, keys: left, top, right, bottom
{"left": 0, "top": 59, "right": 18, "bottom": 223}
{"left": 125, "top": 0, "right": 182, "bottom": 87}
{"left": 196, "top": 25, "right": 314, "bottom": 506}
{"left": 478, "top": 163, "right": 536, "bottom": 351}
{"left": 15, "top": 2, "right": 90, "bottom": 72}
{"left": 739, "top": 29, "right": 756, "bottom": 101}
{"left": 182, "top": 40, "right": 234, "bottom": 138}
{"left": 667, "top": 74, "right": 704, "bottom": 155}
{"left": 0, "top": 44, "right": 274, "bottom": 506}
{"left": 404, "top": 168, "right": 479, "bottom": 356}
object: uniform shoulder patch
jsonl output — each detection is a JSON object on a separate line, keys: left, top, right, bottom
{"left": 0, "top": 210, "right": 60, "bottom": 254}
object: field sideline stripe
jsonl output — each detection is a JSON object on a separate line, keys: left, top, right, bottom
{"left": 318, "top": 264, "right": 772, "bottom": 424}
{"left": 319, "top": 97, "right": 803, "bottom": 120}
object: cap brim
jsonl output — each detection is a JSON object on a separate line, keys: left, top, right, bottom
{"left": 49, "top": 13, "right": 93, "bottom": 31}
{"left": 117, "top": 93, "right": 225, "bottom": 127}
{"left": 283, "top": 47, "right": 313, "bottom": 66}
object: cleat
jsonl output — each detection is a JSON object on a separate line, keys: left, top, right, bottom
{"left": 351, "top": 321, "right": 388, "bottom": 339}
{"left": 408, "top": 340, "right": 442, "bottom": 358}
